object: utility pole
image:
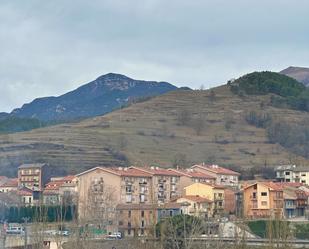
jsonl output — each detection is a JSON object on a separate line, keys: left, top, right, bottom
{"left": 22, "top": 217, "right": 30, "bottom": 249}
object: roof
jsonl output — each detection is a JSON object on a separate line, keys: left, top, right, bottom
{"left": 184, "top": 182, "right": 225, "bottom": 190}
{"left": 191, "top": 164, "right": 240, "bottom": 176}
{"left": 131, "top": 166, "right": 181, "bottom": 176}
{"left": 275, "top": 164, "right": 309, "bottom": 172}
{"left": 0, "top": 178, "right": 18, "bottom": 188}
{"left": 168, "top": 169, "right": 215, "bottom": 179}
{"left": 76, "top": 166, "right": 153, "bottom": 178}
{"left": 17, "top": 187, "right": 33, "bottom": 196}
{"left": 44, "top": 175, "right": 76, "bottom": 191}
{"left": 244, "top": 181, "right": 283, "bottom": 191}
{"left": 179, "top": 195, "right": 212, "bottom": 203}
{"left": 18, "top": 163, "right": 47, "bottom": 169}
{"left": 157, "top": 203, "right": 182, "bottom": 209}
{"left": 116, "top": 204, "right": 155, "bottom": 210}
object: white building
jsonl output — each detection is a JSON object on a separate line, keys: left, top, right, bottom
{"left": 276, "top": 165, "right": 309, "bottom": 185}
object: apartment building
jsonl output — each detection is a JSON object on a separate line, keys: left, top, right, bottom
{"left": 243, "top": 182, "right": 284, "bottom": 219}
{"left": 168, "top": 168, "right": 216, "bottom": 194}
{"left": 133, "top": 166, "right": 182, "bottom": 204}
{"left": 191, "top": 164, "right": 240, "bottom": 187}
{"left": 176, "top": 195, "right": 213, "bottom": 218}
{"left": 116, "top": 204, "right": 156, "bottom": 237}
{"left": 184, "top": 182, "right": 225, "bottom": 215}
{"left": 276, "top": 165, "right": 309, "bottom": 185}
{"left": 18, "top": 163, "right": 49, "bottom": 191}
{"left": 76, "top": 166, "right": 155, "bottom": 234}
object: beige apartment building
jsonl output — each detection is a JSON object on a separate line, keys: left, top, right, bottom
{"left": 191, "top": 164, "right": 240, "bottom": 187}
{"left": 76, "top": 166, "right": 182, "bottom": 235}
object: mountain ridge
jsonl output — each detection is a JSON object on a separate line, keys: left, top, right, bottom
{"left": 10, "top": 73, "right": 178, "bottom": 121}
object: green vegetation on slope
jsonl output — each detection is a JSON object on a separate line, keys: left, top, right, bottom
{"left": 0, "top": 116, "right": 45, "bottom": 133}
{"left": 230, "top": 71, "right": 309, "bottom": 111}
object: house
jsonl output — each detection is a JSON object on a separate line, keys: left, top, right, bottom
{"left": 243, "top": 182, "right": 284, "bottom": 219}
{"left": 176, "top": 195, "right": 213, "bottom": 218}
{"left": 43, "top": 175, "right": 77, "bottom": 205}
{"left": 18, "top": 163, "right": 49, "bottom": 191}
{"left": 0, "top": 178, "right": 18, "bottom": 193}
{"left": 116, "top": 204, "right": 156, "bottom": 237}
{"left": 184, "top": 182, "right": 225, "bottom": 215}
{"left": 17, "top": 187, "right": 41, "bottom": 206}
{"left": 168, "top": 168, "right": 216, "bottom": 194}
{"left": 276, "top": 165, "right": 309, "bottom": 185}
{"left": 191, "top": 164, "right": 240, "bottom": 187}
{"left": 157, "top": 203, "right": 182, "bottom": 221}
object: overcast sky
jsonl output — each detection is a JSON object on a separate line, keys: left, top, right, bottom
{"left": 0, "top": 0, "right": 308, "bottom": 112}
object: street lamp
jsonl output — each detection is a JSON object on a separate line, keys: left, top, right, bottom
{"left": 180, "top": 202, "right": 190, "bottom": 249}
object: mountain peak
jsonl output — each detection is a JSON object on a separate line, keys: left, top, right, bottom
{"left": 280, "top": 66, "right": 309, "bottom": 87}
{"left": 96, "top": 73, "right": 131, "bottom": 81}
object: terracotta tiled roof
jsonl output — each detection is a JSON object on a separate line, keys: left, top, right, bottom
{"left": 17, "top": 187, "right": 33, "bottom": 196}
{"left": 111, "top": 167, "right": 153, "bottom": 177}
{"left": 19, "top": 163, "right": 47, "bottom": 169}
{"left": 157, "top": 203, "right": 182, "bottom": 209}
{"left": 192, "top": 164, "right": 240, "bottom": 176}
{"left": 116, "top": 204, "right": 155, "bottom": 210}
{"left": 131, "top": 166, "right": 182, "bottom": 176}
{"left": 0, "top": 178, "right": 18, "bottom": 188}
{"left": 169, "top": 169, "right": 215, "bottom": 179}
{"left": 180, "top": 195, "right": 213, "bottom": 203}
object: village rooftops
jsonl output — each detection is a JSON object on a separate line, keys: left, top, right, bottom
{"left": 180, "top": 195, "right": 213, "bottom": 203}
{"left": 18, "top": 163, "right": 47, "bottom": 169}
{"left": 131, "top": 166, "right": 182, "bottom": 176}
{"left": 168, "top": 168, "right": 215, "bottom": 179}
{"left": 75, "top": 166, "right": 153, "bottom": 178}
{"left": 0, "top": 178, "right": 18, "bottom": 188}
{"left": 184, "top": 182, "right": 225, "bottom": 190}
{"left": 191, "top": 164, "right": 240, "bottom": 176}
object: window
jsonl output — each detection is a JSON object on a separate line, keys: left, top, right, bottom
{"left": 169, "top": 210, "right": 173, "bottom": 216}
{"left": 141, "top": 210, "right": 144, "bottom": 217}
{"left": 261, "top": 192, "right": 267, "bottom": 196}
{"left": 128, "top": 222, "right": 131, "bottom": 228}
{"left": 128, "top": 229, "right": 131, "bottom": 235}
{"left": 126, "top": 194, "right": 132, "bottom": 203}
{"left": 141, "top": 220, "right": 145, "bottom": 227}
{"left": 141, "top": 228, "right": 144, "bottom": 235}
{"left": 252, "top": 192, "right": 257, "bottom": 199}
{"left": 140, "top": 194, "right": 145, "bottom": 203}
{"left": 301, "top": 173, "right": 306, "bottom": 177}
{"left": 261, "top": 201, "right": 267, "bottom": 206}
{"left": 285, "top": 172, "right": 290, "bottom": 175}
{"left": 128, "top": 210, "right": 131, "bottom": 218}
{"left": 119, "top": 221, "right": 123, "bottom": 226}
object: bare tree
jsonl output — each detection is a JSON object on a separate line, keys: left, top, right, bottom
{"left": 177, "top": 109, "right": 192, "bottom": 126}
{"left": 192, "top": 115, "right": 206, "bottom": 136}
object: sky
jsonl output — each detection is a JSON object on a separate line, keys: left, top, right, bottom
{"left": 0, "top": 0, "right": 309, "bottom": 112}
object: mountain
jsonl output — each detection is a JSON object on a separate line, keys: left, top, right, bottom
{"left": 1, "top": 72, "right": 309, "bottom": 177}
{"left": 11, "top": 73, "right": 177, "bottom": 121}
{"left": 280, "top": 66, "right": 309, "bottom": 87}
{"left": 0, "top": 113, "right": 9, "bottom": 121}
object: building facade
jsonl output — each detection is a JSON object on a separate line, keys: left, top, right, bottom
{"left": 191, "top": 164, "right": 240, "bottom": 187}
{"left": 276, "top": 165, "right": 309, "bottom": 185}
{"left": 243, "top": 182, "right": 284, "bottom": 219}
{"left": 18, "top": 163, "right": 49, "bottom": 191}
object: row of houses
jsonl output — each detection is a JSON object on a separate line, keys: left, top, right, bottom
{"left": 0, "top": 162, "right": 309, "bottom": 237}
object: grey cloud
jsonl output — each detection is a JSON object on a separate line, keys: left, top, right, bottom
{"left": 0, "top": 0, "right": 308, "bottom": 111}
